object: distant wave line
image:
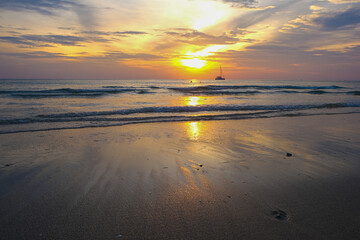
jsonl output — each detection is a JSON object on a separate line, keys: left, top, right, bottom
{"left": 0, "top": 87, "right": 152, "bottom": 98}
{"left": 0, "top": 85, "right": 356, "bottom": 98}
{"left": 168, "top": 84, "right": 345, "bottom": 92}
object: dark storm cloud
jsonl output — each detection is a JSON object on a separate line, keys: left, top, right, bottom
{"left": 314, "top": 7, "right": 360, "bottom": 31}
{"left": 165, "top": 30, "right": 239, "bottom": 45}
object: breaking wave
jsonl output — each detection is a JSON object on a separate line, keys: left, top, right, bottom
{"left": 166, "top": 85, "right": 355, "bottom": 96}
{"left": 0, "top": 102, "right": 359, "bottom": 134}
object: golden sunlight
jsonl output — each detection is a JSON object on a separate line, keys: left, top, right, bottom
{"left": 187, "top": 45, "right": 225, "bottom": 58}
{"left": 187, "top": 122, "right": 200, "bottom": 140}
{"left": 186, "top": 96, "right": 201, "bottom": 106}
{"left": 192, "top": 1, "right": 227, "bottom": 30}
{"left": 181, "top": 59, "right": 206, "bottom": 69}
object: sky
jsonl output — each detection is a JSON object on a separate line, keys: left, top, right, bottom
{"left": 0, "top": 0, "right": 359, "bottom": 80}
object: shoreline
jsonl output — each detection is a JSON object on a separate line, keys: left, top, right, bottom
{"left": 1, "top": 114, "right": 360, "bottom": 239}
{"left": 1, "top": 110, "right": 359, "bottom": 135}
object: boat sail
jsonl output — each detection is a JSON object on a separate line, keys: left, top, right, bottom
{"left": 215, "top": 65, "right": 225, "bottom": 80}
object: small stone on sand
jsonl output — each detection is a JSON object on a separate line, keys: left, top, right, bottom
{"left": 271, "top": 209, "right": 288, "bottom": 221}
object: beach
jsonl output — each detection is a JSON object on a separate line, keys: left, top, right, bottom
{"left": 1, "top": 113, "right": 360, "bottom": 239}
{"left": 2, "top": 0, "right": 360, "bottom": 238}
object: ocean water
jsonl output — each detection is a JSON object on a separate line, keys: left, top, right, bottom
{"left": 0, "top": 79, "right": 359, "bottom": 134}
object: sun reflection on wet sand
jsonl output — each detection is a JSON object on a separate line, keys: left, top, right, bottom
{"left": 183, "top": 96, "right": 205, "bottom": 137}
{"left": 187, "top": 121, "right": 200, "bottom": 140}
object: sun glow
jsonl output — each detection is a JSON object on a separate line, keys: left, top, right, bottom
{"left": 192, "top": 1, "right": 227, "bottom": 30}
{"left": 181, "top": 58, "right": 206, "bottom": 69}
{"left": 186, "top": 96, "right": 203, "bottom": 106}
{"left": 186, "top": 45, "right": 225, "bottom": 58}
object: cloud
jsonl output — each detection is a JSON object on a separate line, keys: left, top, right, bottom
{"left": 0, "top": 0, "right": 75, "bottom": 15}
{"left": 0, "top": 50, "right": 163, "bottom": 61}
{"left": 221, "top": 0, "right": 258, "bottom": 8}
{"left": 280, "top": 6, "right": 360, "bottom": 35}
{"left": 81, "top": 31, "right": 148, "bottom": 36}
{"left": 0, "top": 36, "right": 32, "bottom": 46}
{"left": 310, "top": 5, "right": 324, "bottom": 11}
{"left": 210, "top": 43, "right": 360, "bottom": 81}
{"left": 73, "top": 4, "right": 97, "bottom": 29}
{"left": 228, "top": 28, "right": 255, "bottom": 37}
{"left": 325, "top": 0, "right": 360, "bottom": 3}
{"left": 251, "top": 6, "right": 360, "bottom": 55}
{"left": 0, "top": 34, "right": 88, "bottom": 46}
{"left": 0, "top": 51, "right": 70, "bottom": 59}
{"left": 0, "top": 30, "right": 149, "bottom": 48}
{"left": 115, "top": 31, "right": 148, "bottom": 35}
{"left": 165, "top": 30, "right": 239, "bottom": 45}
{"left": 229, "top": 0, "right": 298, "bottom": 29}
{"left": 245, "top": 44, "right": 305, "bottom": 52}
{"left": 231, "top": 8, "right": 274, "bottom": 28}
{"left": 314, "top": 7, "right": 360, "bottom": 30}
{"left": 219, "top": 0, "right": 275, "bottom": 10}
{"left": 98, "top": 52, "right": 163, "bottom": 61}
{"left": 58, "top": 27, "right": 75, "bottom": 30}
{"left": 26, "top": 35, "right": 86, "bottom": 45}
{"left": 0, "top": 0, "right": 97, "bottom": 29}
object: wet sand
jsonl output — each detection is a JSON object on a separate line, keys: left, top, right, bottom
{"left": 1, "top": 114, "right": 360, "bottom": 239}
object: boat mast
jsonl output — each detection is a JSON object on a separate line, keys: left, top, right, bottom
{"left": 220, "top": 65, "right": 222, "bottom": 77}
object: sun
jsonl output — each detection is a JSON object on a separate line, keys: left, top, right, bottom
{"left": 181, "top": 58, "right": 206, "bottom": 69}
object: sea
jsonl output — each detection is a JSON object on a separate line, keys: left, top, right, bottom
{"left": 0, "top": 79, "right": 359, "bottom": 134}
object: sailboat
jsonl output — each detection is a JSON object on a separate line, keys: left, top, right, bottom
{"left": 215, "top": 65, "right": 225, "bottom": 80}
